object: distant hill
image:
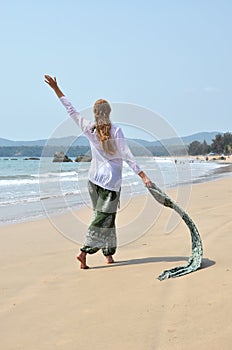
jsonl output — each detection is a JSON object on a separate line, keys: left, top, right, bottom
{"left": 122, "top": 131, "right": 221, "bottom": 147}
{"left": 159, "top": 131, "right": 221, "bottom": 146}
{"left": 0, "top": 131, "right": 222, "bottom": 147}
{"left": 0, "top": 136, "right": 89, "bottom": 147}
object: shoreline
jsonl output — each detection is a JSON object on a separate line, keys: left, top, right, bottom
{"left": 0, "top": 176, "right": 232, "bottom": 349}
{"left": 190, "top": 162, "right": 232, "bottom": 185}
{"left": 1, "top": 160, "right": 232, "bottom": 229}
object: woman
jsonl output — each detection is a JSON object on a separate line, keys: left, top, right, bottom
{"left": 45, "top": 75, "right": 152, "bottom": 269}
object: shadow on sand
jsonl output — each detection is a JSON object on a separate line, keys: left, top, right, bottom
{"left": 90, "top": 256, "right": 215, "bottom": 270}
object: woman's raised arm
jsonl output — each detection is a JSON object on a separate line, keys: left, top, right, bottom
{"left": 44, "top": 75, "right": 92, "bottom": 134}
{"left": 44, "top": 75, "right": 64, "bottom": 98}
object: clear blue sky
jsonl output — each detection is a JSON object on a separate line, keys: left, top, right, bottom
{"left": 1, "top": 0, "right": 231, "bottom": 140}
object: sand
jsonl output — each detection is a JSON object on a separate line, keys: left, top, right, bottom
{"left": 0, "top": 176, "right": 232, "bottom": 350}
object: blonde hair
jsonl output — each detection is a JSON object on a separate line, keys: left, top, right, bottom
{"left": 93, "top": 99, "right": 116, "bottom": 155}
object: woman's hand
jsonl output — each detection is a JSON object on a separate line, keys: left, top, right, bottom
{"left": 138, "top": 171, "right": 153, "bottom": 188}
{"left": 44, "top": 75, "right": 58, "bottom": 89}
{"left": 44, "top": 75, "right": 64, "bottom": 98}
{"left": 142, "top": 175, "right": 153, "bottom": 188}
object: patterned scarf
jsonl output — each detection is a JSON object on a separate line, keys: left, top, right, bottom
{"left": 148, "top": 183, "right": 203, "bottom": 281}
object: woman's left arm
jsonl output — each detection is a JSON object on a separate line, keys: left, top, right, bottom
{"left": 116, "top": 128, "right": 152, "bottom": 187}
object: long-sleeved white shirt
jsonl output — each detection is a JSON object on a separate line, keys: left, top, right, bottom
{"left": 60, "top": 96, "right": 142, "bottom": 192}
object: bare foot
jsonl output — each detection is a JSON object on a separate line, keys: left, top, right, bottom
{"left": 76, "top": 252, "right": 89, "bottom": 269}
{"left": 106, "top": 255, "right": 115, "bottom": 264}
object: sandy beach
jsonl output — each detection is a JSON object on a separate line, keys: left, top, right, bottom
{"left": 0, "top": 175, "right": 232, "bottom": 350}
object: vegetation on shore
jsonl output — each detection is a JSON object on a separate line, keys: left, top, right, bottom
{"left": 188, "top": 132, "right": 232, "bottom": 156}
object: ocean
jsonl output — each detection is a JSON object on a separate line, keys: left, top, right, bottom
{"left": 0, "top": 156, "right": 230, "bottom": 226}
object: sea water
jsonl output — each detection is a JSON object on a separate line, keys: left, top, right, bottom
{"left": 0, "top": 156, "right": 230, "bottom": 226}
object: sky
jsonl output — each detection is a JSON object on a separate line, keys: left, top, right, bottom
{"left": 0, "top": 0, "right": 232, "bottom": 141}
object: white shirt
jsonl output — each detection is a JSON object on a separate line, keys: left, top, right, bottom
{"left": 60, "top": 96, "right": 142, "bottom": 192}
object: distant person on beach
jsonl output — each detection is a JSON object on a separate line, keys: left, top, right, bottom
{"left": 44, "top": 75, "right": 152, "bottom": 269}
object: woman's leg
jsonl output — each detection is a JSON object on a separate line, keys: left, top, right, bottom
{"left": 78, "top": 182, "right": 120, "bottom": 267}
{"left": 77, "top": 181, "right": 100, "bottom": 268}
{"left": 76, "top": 251, "right": 89, "bottom": 269}
{"left": 93, "top": 187, "right": 120, "bottom": 261}
{"left": 82, "top": 210, "right": 116, "bottom": 255}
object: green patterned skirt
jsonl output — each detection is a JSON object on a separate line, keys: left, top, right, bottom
{"left": 81, "top": 181, "right": 121, "bottom": 256}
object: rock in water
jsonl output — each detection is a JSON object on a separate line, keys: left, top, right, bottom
{"left": 75, "top": 155, "right": 91, "bottom": 162}
{"left": 53, "top": 152, "right": 73, "bottom": 162}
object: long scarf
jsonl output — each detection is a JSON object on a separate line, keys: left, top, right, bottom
{"left": 148, "top": 183, "right": 203, "bottom": 281}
